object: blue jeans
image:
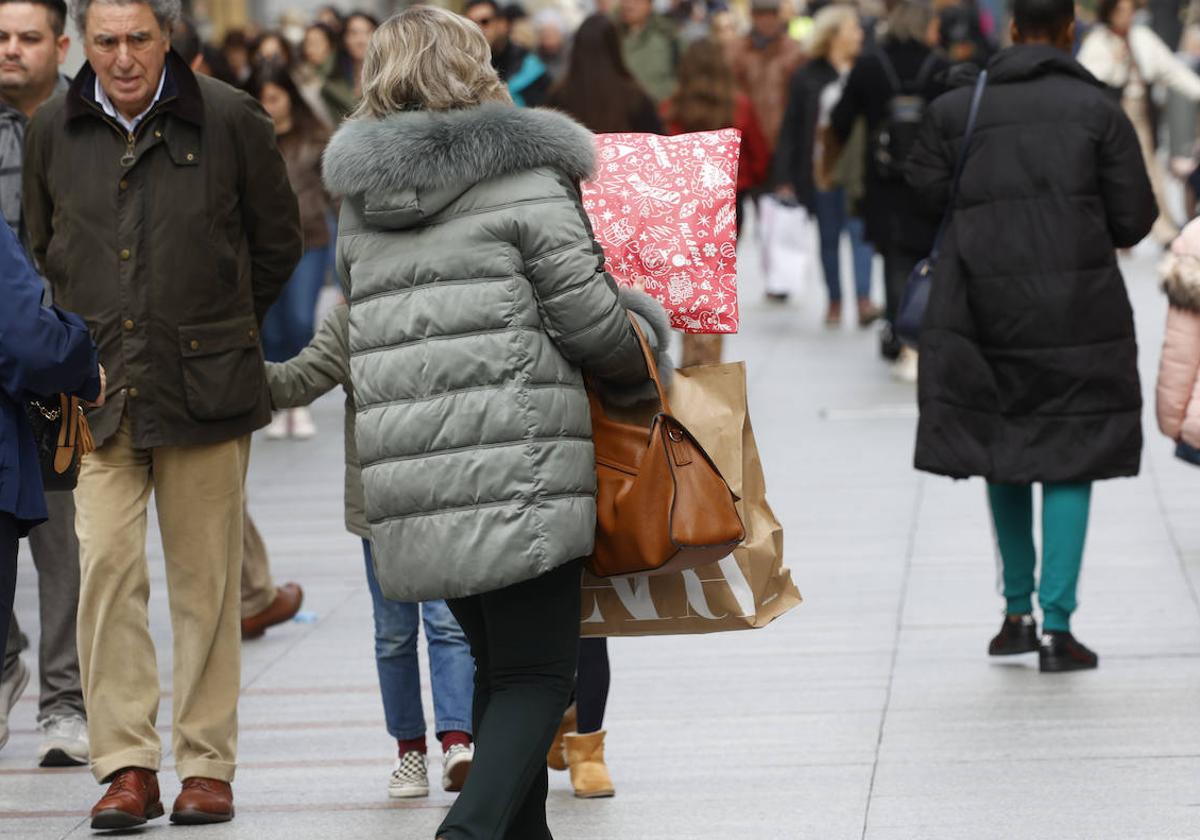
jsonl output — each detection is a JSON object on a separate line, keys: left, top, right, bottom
{"left": 262, "top": 246, "right": 330, "bottom": 363}
{"left": 362, "top": 540, "right": 474, "bottom": 740}
{"left": 813, "top": 188, "right": 874, "bottom": 304}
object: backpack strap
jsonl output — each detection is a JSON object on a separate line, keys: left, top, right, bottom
{"left": 913, "top": 52, "right": 940, "bottom": 90}
{"left": 876, "top": 48, "right": 903, "bottom": 94}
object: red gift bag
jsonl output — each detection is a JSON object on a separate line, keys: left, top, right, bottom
{"left": 582, "top": 129, "right": 742, "bottom": 335}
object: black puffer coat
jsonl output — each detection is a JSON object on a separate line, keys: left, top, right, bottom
{"left": 907, "top": 45, "right": 1156, "bottom": 484}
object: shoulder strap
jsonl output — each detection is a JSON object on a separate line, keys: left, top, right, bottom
{"left": 930, "top": 70, "right": 988, "bottom": 261}
{"left": 876, "top": 49, "right": 902, "bottom": 94}
{"left": 914, "top": 52, "right": 940, "bottom": 90}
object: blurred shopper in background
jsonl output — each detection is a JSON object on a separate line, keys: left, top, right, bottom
{"left": 249, "top": 62, "right": 333, "bottom": 441}
{"left": 250, "top": 30, "right": 292, "bottom": 67}
{"left": 1157, "top": 219, "right": 1200, "bottom": 467}
{"left": 832, "top": 0, "right": 946, "bottom": 378}
{"left": 618, "top": 0, "right": 681, "bottom": 102}
{"left": 664, "top": 36, "right": 770, "bottom": 365}
{"left": 908, "top": 0, "right": 1155, "bottom": 672}
{"left": 1079, "top": 0, "right": 1200, "bottom": 245}
{"left": 535, "top": 8, "right": 571, "bottom": 81}
{"left": 729, "top": 0, "right": 805, "bottom": 159}
{"left": 302, "top": 21, "right": 339, "bottom": 81}
{"left": 324, "top": 10, "right": 377, "bottom": 122}
{"left": 776, "top": 3, "right": 880, "bottom": 329}
{"left": 0, "top": 0, "right": 92, "bottom": 770}
{"left": 549, "top": 13, "right": 662, "bottom": 133}
{"left": 321, "top": 7, "right": 669, "bottom": 834}
{"left": 465, "top": 0, "right": 551, "bottom": 106}
{"left": 221, "top": 28, "right": 253, "bottom": 85}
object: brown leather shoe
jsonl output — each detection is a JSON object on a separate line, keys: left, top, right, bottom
{"left": 241, "top": 582, "right": 303, "bottom": 639}
{"left": 171, "top": 777, "right": 235, "bottom": 824}
{"left": 90, "top": 767, "right": 163, "bottom": 830}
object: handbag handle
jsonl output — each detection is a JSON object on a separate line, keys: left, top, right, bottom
{"left": 929, "top": 70, "right": 988, "bottom": 263}
{"left": 625, "top": 312, "right": 672, "bottom": 415}
{"left": 587, "top": 311, "right": 672, "bottom": 419}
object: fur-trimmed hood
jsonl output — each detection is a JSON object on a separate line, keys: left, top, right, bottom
{"left": 1161, "top": 253, "right": 1200, "bottom": 313}
{"left": 322, "top": 104, "right": 596, "bottom": 202}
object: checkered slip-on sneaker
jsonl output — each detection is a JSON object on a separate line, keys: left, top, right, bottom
{"left": 388, "top": 751, "right": 430, "bottom": 799}
{"left": 442, "top": 743, "right": 473, "bottom": 792}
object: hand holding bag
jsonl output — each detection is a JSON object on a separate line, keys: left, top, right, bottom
{"left": 896, "top": 70, "right": 988, "bottom": 344}
{"left": 587, "top": 313, "right": 745, "bottom": 579}
{"left": 25, "top": 394, "right": 95, "bottom": 492}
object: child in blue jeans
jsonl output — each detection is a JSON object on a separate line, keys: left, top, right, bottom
{"left": 266, "top": 304, "right": 475, "bottom": 797}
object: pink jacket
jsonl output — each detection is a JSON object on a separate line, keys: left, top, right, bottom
{"left": 1156, "top": 251, "right": 1200, "bottom": 447}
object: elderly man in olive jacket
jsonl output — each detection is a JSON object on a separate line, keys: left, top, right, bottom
{"left": 21, "top": 0, "right": 300, "bottom": 828}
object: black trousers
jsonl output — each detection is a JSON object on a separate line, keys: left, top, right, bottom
{"left": 576, "top": 637, "right": 610, "bottom": 734}
{"left": 440, "top": 560, "right": 581, "bottom": 840}
{"left": 0, "top": 512, "right": 20, "bottom": 675}
{"left": 882, "top": 246, "right": 922, "bottom": 326}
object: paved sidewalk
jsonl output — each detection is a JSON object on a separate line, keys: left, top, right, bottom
{"left": 2, "top": 240, "right": 1199, "bottom": 839}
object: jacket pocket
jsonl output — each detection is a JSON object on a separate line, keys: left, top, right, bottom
{"left": 178, "top": 316, "right": 265, "bottom": 421}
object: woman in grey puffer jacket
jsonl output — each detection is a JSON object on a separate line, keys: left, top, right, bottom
{"left": 321, "top": 7, "right": 671, "bottom": 839}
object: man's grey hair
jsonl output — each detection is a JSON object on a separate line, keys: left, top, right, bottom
{"left": 71, "top": 0, "right": 182, "bottom": 36}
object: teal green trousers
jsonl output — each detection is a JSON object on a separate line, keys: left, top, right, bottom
{"left": 986, "top": 483, "right": 1092, "bottom": 633}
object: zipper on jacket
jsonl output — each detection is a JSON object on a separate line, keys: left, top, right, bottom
{"left": 81, "top": 94, "right": 177, "bottom": 168}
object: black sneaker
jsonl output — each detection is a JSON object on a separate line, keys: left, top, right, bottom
{"left": 880, "top": 324, "right": 902, "bottom": 361}
{"left": 988, "top": 614, "right": 1040, "bottom": 656}
{"left": 1039, "top": 631, "right": 1099, "bottom": 673}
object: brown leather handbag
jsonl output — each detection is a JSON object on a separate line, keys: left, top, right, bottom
{"left": 586, "top": 314, "right": 745, "bottom": 578}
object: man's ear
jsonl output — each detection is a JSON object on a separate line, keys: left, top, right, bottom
{"left": 1009, "top": 18, "right": 1022, "bottom": 45}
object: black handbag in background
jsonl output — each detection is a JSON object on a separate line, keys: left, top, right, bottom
{"left": 25, "top": 394, "right": 95, "bottom": 492}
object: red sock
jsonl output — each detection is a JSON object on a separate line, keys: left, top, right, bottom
{"left": 397, "top": 736, "right": 426, "bottom": 756}
{"left": 439, "top": 730, "right": 471, "bottom": 753}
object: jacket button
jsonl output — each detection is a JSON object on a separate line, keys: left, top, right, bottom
{"left": 248, "top": 329, "right": 256, "bottom": 339}
{"left": 186, "top": 153, "right": 195, "bottom": 162}
{"left": 119, "top": 248, "right": 131, "bottom": 261}
{"left": 119, "top": 179, "right": 128, "bottom": 191}
{"left": 123, "top": 319, "right": 134, "bottom": 331}
{"left": 154, "top": 130, "right": 161, "bottom": 138}
{"left": 190, "top": 339, "right": 200, "bottom": 350}
{"left": 128, "top": 387, "right": 140, "bottom": 398}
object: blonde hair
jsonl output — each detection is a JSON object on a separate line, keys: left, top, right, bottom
{"left": 808, "top": 4, "right": 859, "bottom": 60}
{"left": 352, "top": 6, "right": 511, "bottom": 119}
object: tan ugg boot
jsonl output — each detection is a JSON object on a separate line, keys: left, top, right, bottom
{"left": 563, "top": 731, "right": 615, "bottom": 799}
{"left": 547, "top": 704, "right": 576, "bottom": 772}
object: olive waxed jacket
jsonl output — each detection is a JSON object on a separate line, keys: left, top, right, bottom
{"left": 23, "top": 50, "right": 302, "bottom": 449}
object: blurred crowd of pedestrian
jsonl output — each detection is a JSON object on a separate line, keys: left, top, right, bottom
{"left": 4, "top": 0, "right": 1200, "bottom": 836}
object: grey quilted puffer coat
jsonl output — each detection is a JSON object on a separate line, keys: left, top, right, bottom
{"left": 323, "top": 103, "right": 672, "bottom": 602}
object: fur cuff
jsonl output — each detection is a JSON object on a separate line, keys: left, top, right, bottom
{"left": 1161, "top": 253, "right": 1200, "bottom": 313}
{"left": 596, "top": 287, "right": 676, "bottom": 407}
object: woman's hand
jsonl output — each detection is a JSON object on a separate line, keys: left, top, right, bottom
{"left": 87, "top": 364, "right": 106, "bottom": 409}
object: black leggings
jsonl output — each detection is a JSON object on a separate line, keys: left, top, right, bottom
{"left": 576, "top": 638, "right": 610, "bottom": 734}
{"left": 0, "top": 513, "right": 19, "bottom": 675}
{"left": 440, "top": 560, "right": 581, "bottom": 840}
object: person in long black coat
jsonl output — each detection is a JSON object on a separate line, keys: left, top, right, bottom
{"left": 906, "top": 0, "right": 1156, "bottom": 673}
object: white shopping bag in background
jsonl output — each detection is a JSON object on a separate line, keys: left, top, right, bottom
{"left": 757, "top": 195, "right": 815, "bottom": 299}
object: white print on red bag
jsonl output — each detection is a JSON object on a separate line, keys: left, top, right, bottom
{"left": 583, "top": 129, "right": 742, "bottom": 335}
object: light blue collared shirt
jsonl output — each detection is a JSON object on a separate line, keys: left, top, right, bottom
{"left": 95, "top": 67, "right": 166, "bottom": 134}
